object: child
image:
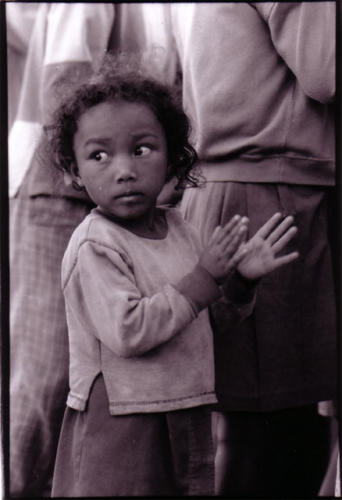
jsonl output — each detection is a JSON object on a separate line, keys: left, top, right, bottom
{"left": 45, "top": 56, "right": 299, "bottom": 496}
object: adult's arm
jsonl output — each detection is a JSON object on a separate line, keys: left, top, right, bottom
{"left": 255, "top": 2, "right": 335, "bottom": 103}
{"left": 8, "top": 3, "right": 115, "bottom": 197}
{"left": 42, "top": 3, "right": 115, "bottom": 120}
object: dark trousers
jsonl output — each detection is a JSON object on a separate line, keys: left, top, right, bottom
{"left": 214, "top": 405, "right": 332, "bottom": 498}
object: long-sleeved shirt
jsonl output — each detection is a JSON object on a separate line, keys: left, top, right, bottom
{"left": 62, "top": 207, "right": 254, "bottom": 415}
{"left": 170, "top": 2, "right": 335, "bottom": 185}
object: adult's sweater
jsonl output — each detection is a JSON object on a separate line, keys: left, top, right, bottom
{"left": 170, "top": 2, "right": 335, "bottom": 185}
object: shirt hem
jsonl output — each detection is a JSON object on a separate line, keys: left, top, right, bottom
{"left": 108, "top": 392, "right": 218, "bottom": 415}
{"left": 197, "top": 157, "right": 335, "bottom": 186}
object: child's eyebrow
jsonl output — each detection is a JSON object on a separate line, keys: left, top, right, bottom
{"left": 83, "top": 132, "right": 159, "bottom": 147}
{"left": 131, "top": 131, "right": 159, "bottom": 140}
{"left": 84, "top": 137, "right": 112, "bottom": 147}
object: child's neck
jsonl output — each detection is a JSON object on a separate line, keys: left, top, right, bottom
{"left": 99, "top": 207, "right": 168, "bottom": 240}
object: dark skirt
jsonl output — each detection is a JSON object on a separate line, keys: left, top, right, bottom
{"left": 181, "top": 182, "right": 337, "bottom": 411}
{"left": 52, "top": 375, "right": 215, "bottom": 497}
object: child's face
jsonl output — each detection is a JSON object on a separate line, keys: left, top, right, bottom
{"left": 72, "top": 99, "right": 168, "bottom": 221}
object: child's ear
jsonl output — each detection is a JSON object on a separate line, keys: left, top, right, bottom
{"left": 165, "top": 164, "right": 174, "bottom": 183}
{"left": 63, "top": 171, "right": 73, "bottom": 187}
{"left": 64, "top": 163, "right": 84, "bottom": 189}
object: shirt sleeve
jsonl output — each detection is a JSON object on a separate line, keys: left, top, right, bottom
{"left": 8, "top": 3, "right": 115, "bottom": 197}
{"left": 255, "top": 2, "right": 335, "bottom": 103}
{"left": 6, "top": 3, "right": 37, "bottom": 53}
{"left": 64, "top": 240, "right": 201, "bottom": 358}
{"left": 42, "top": 3, "right": 115, "bottom": 121}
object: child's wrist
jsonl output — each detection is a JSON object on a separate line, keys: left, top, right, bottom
{"left": 222, "top": 270, "right": 259, "bottom": 304}
{"left": 174, "top": 264, "right": 221, "bottom": 313}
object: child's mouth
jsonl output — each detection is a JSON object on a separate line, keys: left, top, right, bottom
{"left": 115, "top": 192, "right": 144, "bottom": 201}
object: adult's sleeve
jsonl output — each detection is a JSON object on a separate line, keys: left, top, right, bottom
{"left": 255, "top": 2, "right": 335, "bottom": 103}
{"left": 8, "top": 3, "right": 115, "bottom": 197}
{"left": 65, "top": 240, "right": 212, "bottom": 358}
{"left": 42, "top": 3, "right": 115, "bottom": 120}
{"left": 6, "top": 3, "right": 36, "bottom": 54}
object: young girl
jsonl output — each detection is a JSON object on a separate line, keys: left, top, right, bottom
{"left": 46, "top": 56, "right": 299, "bottom": 496}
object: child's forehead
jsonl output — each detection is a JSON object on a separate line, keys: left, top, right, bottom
{"left": 80, "top": 98, "right": 157, "bottom": 121}
{"left": 75, "top": 98, "right": 166, "bottom": 141}
{"left": 78, "top": 98, "right": 163, "bottom": 132}
{"left": 90, "top": 97, "right": 151, "bottom": 112}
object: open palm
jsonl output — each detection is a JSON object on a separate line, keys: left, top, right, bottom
{"left": 237, "top": 213, "right": 299, "bottom": 280}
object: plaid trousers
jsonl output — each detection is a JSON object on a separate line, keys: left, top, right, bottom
{"left": 9, "top": 185, "right": 92, "bottom": 497}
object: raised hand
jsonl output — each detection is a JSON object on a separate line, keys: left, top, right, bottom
{"left": 199, "top": 215, "right": 249, "bottom": 282}
{"left": 237, "top": 212, "right": 299, "bottom": 281}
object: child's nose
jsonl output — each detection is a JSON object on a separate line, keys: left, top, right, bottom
{"left": 114, "top": 157, "right": 137, "bottom": 183}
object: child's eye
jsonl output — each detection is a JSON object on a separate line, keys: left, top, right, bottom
{"left": 90, "top": 151, "right": 108, "bottom": 162}
{"left": 135, "top": 145, "right": 152, "bottom": 157}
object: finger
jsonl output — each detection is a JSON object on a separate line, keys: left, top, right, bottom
{"left": 221, "top": 224, "right": 248, "bottom": 255}
{"left": 207, "top": 225, "right": 223, "bottom": 245}
{"left": 267, "top": 215, "right": 295, "bottom": 246}
{"left": 219, "top": 217, "right": 248, "bottom": 246}
{"left": 271, "top": 251, "right": 300, "bottom": 270}
{"left": 220, "top": 224, "right": 248, "bottom": 250}
{"left": 255, "top": 212, "right": 282, "bottom": 240}
{"left": 216, "top": 215, "right": 242, "bottom": 243}
{"left": 230, "top": 244, "right": 248, "bottom": 266}
{"left": 239, "top": 226, "right": 248, "bottom": 244}
{"left": 272, "top": 226, "right": 297, "bottom": 254}
{"left": 225, "top": 244, "right": 249, "bottom": 272}
{"left": 208, "top": 219, "right": 239, "bottom": 246}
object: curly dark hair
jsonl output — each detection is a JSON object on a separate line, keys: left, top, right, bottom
{"left": 44, "top": 52, "right": 200, "bottom": 190}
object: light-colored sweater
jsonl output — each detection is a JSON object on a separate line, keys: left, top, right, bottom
{"left": 170, "top": 2, "right": 335, "bottom": 185}
{"left": 62, "top": 207, "right": 254, "bottom": 415}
